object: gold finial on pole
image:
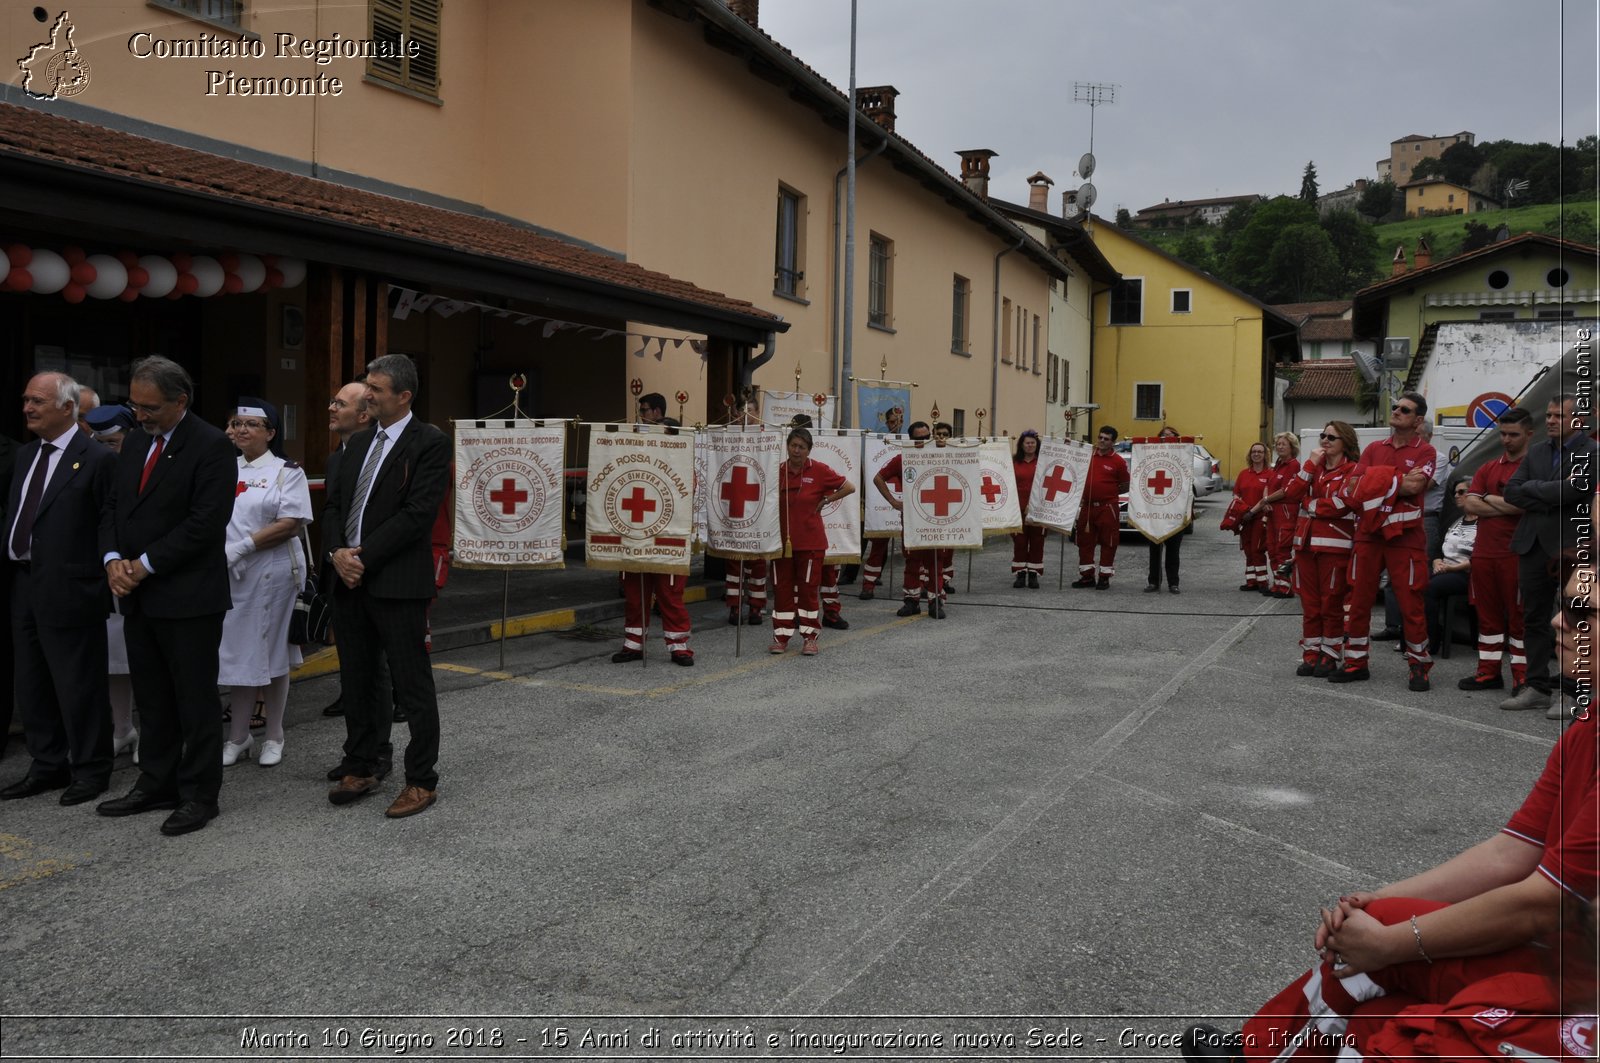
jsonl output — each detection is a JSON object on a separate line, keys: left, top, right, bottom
{"left": 674, "top": 389, "right": 689, "bottom": 425}
{"left": 975, "top": 407, "right": 987, "bottom": 440}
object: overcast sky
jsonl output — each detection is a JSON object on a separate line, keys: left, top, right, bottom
{"left": 757, "top": 0, "right": 1599, "bottom": 218}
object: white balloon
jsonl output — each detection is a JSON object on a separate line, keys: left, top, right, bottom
{"left": 139, "top": 255, "right": 176, "bottom": 298}
{"left": 234, "top": 253, "right": 267, "bottom": 293}
{"left": 189, "top": 255, "right": 224, "bottom": 297}
{"left": 276, "top": 257, "right": 307, "bottom": 288}
{"left": 28, "top": 249, "right": 68, "bottom": 294}
{"left": 85, "top": 254, "right": 127, "bottom": 299}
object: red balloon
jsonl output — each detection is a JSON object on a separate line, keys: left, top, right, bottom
{"left": 70, "top": 260, "right": 96, "bottom": 286}
{"left": 62, "top": 283, "right": 86, "bottom": 303}
{"left": 263, "top": 269, "right": 284, "bottom": 289}
{"left": 222, "top": 274, "right": 244, "bottom": 294}
{"left": 61, "top": 245, "right": 86, "bottom": 265}
{"left": 118, "top": 287, "right": 140, "bottom": 302}
{"left": 170, "top": 252, "right": 192, "bottom": 272}
{"left": 116, "top": 250, "right": 140, "bottom": 269}
{"left": 5, "top": 268, "right": 32, "bottom": 291}
{"left": 261, "top": 253, "right": 278, "bottom": 267}
{"left": 176, "top": 273, "right": 198, "bottom": 295}
{"left": 218, "top": 253, "right": 239, "bottom": 272}
{"left": 6, "top": 244, "right": 31, "bottom": 268}
{"left": 165, "top": 289, "right": 183, "bottom": 300}
{"left": 126, "top": 265, "right": 149, "bottom": 288}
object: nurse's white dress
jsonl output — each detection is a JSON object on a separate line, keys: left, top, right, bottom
{"left": 216, "top": 452, "right": 314, "bottom": 686}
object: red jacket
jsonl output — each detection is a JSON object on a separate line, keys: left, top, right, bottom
{"left": 779, "top": 458, "right": 846, "bottom": 553}
{"left": 1282, "top": 458, "right": 1357, "bottom": 553}
{"left": 1014, "top": 458, "right": 1039, "bottom": 517}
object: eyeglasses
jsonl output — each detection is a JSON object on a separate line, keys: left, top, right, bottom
{"left": 227, "top": 419, "right": 268, "bottom": 431}
{"left": 128, "top": 399, "right": 166, "bottom": 416}
{"left": 1392, "top": 404, "right": 1417, "bottom": 415}
{"left": 1454, "top": 489, "right": 1470, "bottom": 496}
{"left": 1319, "top": 432, "right": 1339, "bottom": 441}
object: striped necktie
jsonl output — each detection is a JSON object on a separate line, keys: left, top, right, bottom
{"left": 344, "top": 429, "right": 387, "bottom": 544}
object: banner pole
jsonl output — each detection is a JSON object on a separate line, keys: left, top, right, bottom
{"left": 1058, "top": 532, "right": 1066, "bottom": 590}
{"left": 965, "top": 548, "right": 972, "bottom": 593}
{"left": 500, "top": 572, "right": 510, "bottom": 672}
{"left": 639, "top": 571, "right": 648, "bottom": 668}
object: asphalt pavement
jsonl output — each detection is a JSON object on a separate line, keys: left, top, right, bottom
{"left": 0, "top": 495, "right": 1563, "bottom": 1060}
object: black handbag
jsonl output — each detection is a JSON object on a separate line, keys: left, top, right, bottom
{"left": 288, "top": 530, "right": 332, "bottom": 645}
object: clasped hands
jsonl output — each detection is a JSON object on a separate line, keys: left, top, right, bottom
{"left": 330, "top": 546, "right": 365, "bottom": 589}
{"left": 1314, "top": 892, "right": 1393, "bottom": 976}
{"left": 105, "top": 558, "right": 148, "bottom": 598}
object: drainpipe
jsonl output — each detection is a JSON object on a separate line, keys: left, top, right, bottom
{"left": 833, "top": 136, "right": 887, "bottom": 419}
{"left": 740, "top": 331, "right": 779, "bottom": 391}
{"left": 990, "top": 237, "right": 1023, "bottom": 430}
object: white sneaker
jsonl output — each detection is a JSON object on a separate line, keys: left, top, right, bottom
{"left": 112, "top": 729, "right": 139, "bottom": 758}
{"left": 258, "top": 739, "right": 284, "bottom": 767}
{"left": 221, "top": 735, "right": 253, "bottom": 766}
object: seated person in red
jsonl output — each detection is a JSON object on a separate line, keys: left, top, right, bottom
{"left": 1184, "top": 551, "right": 1598, "bottom": 1062}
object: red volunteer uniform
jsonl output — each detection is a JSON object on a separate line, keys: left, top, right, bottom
{"left": 1342, "top": 435, "right": 1436, "bottom": 677}
{"left": 724, "top": 558, "right": 767, "bottom": 624}
{"left": 1466, "top": 455, "right": 1526, "bottom": 687}
{"left": 1011, "top": 457, "right": 1045, "bottom": 578}
{"left": 1283, "top": 459, "right": 1356, "bottom": 672}
{"left": 621, "top": 572, "right": 693, "bottom": 661}
{"left": 878, "top": 453, "right": 951, "bottom": 602}
{"left": 860, "top": 453, "right": 897, "bottom": 596}
{"left": 1233, "top": 465, "right": 1272, "bottom": 589}
{"left": 772, "top": 458, "right": 846, "bottom": 643}
{"left": 1075, "top": 450, "right": 1128, "bottom": 585}
{"left": 1265, "top": 457, "right": 1301, "bottom": 594}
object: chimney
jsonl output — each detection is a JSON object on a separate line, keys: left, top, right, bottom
{"left": 1414, "top": 236, "right": 1432, "bottom": 270}
{"left": 1391, "top": 244, "right": 1408, "bottom": 276}
{"left": 1027, "top": 171, "right": 1054, "bottom": 212}
{"left": 856, "top": 85, "right": 899, "bottom": 133}
{"left": 1355, "top": 178, "right": 1368, "bottom": 192}
{"left": 726, "top": 0, "right": 758, "bottom": 28}
{"left": 956, "top": 149, "right": 997, "bottom": 199}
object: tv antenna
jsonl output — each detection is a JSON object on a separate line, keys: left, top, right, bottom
{"left": 1072, "top": 81, "right": 1118, "bottom": 157}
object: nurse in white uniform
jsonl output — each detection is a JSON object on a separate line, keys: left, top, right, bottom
{"left": 218, "top": 398, "right": 313, "bottom": 768}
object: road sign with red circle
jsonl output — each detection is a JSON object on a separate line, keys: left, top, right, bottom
{"left": 1466, "top": 392, "right": 1514, "bottom": 429}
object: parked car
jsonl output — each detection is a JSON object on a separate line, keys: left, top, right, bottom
{"left": 1113, "top": 440, "right": 1222, "bottom": 533}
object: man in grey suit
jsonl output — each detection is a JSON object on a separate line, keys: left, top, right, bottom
{"left": 322, "top": 355, "right": 449, "bottom": 819}
{"left": 1502, "top": 392, "right": 1597, "bottom": 716}
{"left": 2, "top": 373, "right": 116, "bottom": 804}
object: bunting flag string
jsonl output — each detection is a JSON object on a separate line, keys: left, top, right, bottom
{"left": 392, "top": 286, "right": 709, "bottom": 359}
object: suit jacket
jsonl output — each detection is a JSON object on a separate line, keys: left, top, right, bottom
{"left": 6, "top": 431, "right": 116, "bottom": 625}
{"left": 322, "top": 417, "right": 448, "bottom": 600}
{"left": 98, "top": 412, "right": 237, "bottom": 618}
{"left": 1505, "top": 433, "right": 1599, "bottom": 557}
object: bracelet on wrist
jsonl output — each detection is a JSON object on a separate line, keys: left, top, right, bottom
{"left": 1409, "top": 915, "right": 1433, "bottom": 964}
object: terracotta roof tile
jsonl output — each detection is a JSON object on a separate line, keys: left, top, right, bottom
{"left": 1300, "top": 318, "right": 1354, "bottom": 342}
{"left": 1283, "top": 360, "right": 1357, "bottom": 401}
{"left": 0, "top": 101, "right": 779, "bottom": 325}
{"left": 1274, "top": 300, "right": 1351, "bottom": 320}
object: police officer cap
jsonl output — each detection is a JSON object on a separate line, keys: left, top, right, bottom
{"left": 84, "top": 404, "right": 137, "bottom": 433}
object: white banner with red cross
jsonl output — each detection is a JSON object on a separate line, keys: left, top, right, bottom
{"left": 762, "top": 389, "right": 837, "bottom": 430}
{"left": 808, "top": 429, "right": 863, "bottom": 564}
{"left": 862, "top": 434, "right": 901, "bottom": 540}
{"left": 1128, "top": 440, "right": 1195, "bottom": 543}
{"left": 700, "top": 427, "right": 784, "bottom": 561}
{"left": 584, "top": 425, "right": 695, "bottom": 574}
{"left": 977, "top": 439, "right": 1023, "bottom": 536}
{"left": 452, "top": 421, "right": 567, "bottom": 569}
{"left": 901, "top": 445, "right": 984, "bottom": 551}
{"left": 1025, "top": 438, "right": 1092, "bottom": 535}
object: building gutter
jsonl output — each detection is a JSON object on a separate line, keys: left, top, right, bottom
{"left": 832, "top": 135, "right": 888, "bottom": 416}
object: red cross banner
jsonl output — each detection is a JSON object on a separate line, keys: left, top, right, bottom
{"left": 977, "top": 439, "right": 1023, "bottom": 536}
{"left": 700, "top": 427, "right": 784, "bottom": 561}
{"left": 1128, "top": 440, "right": 1195, "bottom": 543}
{"left": 452, "top": 421, "right": 567, "bottom": 569}
{"left": 901, "top": 445, "right": 984, "bottom": 551}
{"left": 584, "top": 426, "right": 696, "bottom": 573}
{"left": 1025, "top": 438, "right": 1093, "bottom": 535}
{"left": 809, "top": 429, "right": 862, "bottom": 564}
{"left": 862, "top": 434, "right": 901, "bottom": 540}
{"left": 762, "top": 389, "right": 837, "bottom": 430}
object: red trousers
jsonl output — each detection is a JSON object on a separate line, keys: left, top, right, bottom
{"left": 903, "top": 547, "right": 953, "bottom": 600}
{"left": 772, "top": 551, "right": 823, "bottom": 638}
{"left": 1471, "top": 554, "right": 1526, "bottom": 685}
{"left": 1076, "top": 501, "right": 1120, "bottom": 578}
{"left": 1346, "top": 539, "right": 1430, "bottom": 667}
{"left": 1240, "top": 518, "right": 1269, "bottom": 587}
{"left": 861, "top": 538, "right": 890, "bottom": 590}
{"left": 1241, "top": 898, "right": 1547, "bottom": 1063}
{"left": 622, "top": 572, "right": 692, "bottom": 657}
{"left": 820, "top": 563, "right": 843, "bottom": 620}
{"left": 724, "top": 558, "right": 767, "bottom": 616}
{"left": 1267, "top": 505, "right": 1296, "bottom": 593}
{"left": 1296, "top": 550, "right": 1350, "bottom": 665}
{"left": 1011, "top": 525, "right": 1045, "bottom": 574}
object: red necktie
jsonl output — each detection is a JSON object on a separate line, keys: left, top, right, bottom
{"left": 139, "top": 435, "right": 165, "bottom": 493}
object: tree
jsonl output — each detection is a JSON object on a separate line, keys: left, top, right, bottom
{"left": 1220, "top": 196, "right": 1320, "bottom": 297}
{"left": 1460, "top": 220, "right": 1494, "bottom": 254}
{"left": 1358, "top": 178, "right": 1398, "bottom": 221}
{"left": 1211, "top": 198, "right": 1260, "bottom": 272}
{"left": 1173, "top": 232, "right": 1214, "bottom": 274}
{"left": 1434, "top": 141, "right": 1485, "bottom": 187}
{"left": 1265, "top": 223, "right": 1341, "bottom": 302}
{"left": 1114, "top": 207, "right": 1132, "bottom": 227}
{"left": 1299, "top": 161, "right": 1319, "bottom": 205}
{"left": 1319, "top": 210, "right": 1379, "bottom": 295}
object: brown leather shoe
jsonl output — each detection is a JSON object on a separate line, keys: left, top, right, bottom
{"left": 328, "top": 775, "right": 379, "bottom": 805}
{"left": 385, "top": 785, "right": 437, "bottom": 819}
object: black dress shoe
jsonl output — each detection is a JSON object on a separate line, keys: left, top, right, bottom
{"left": 59, "top": 779, "right": 109, "bottom": 806}
{"left": 0, "top": 773, "right": 70, "bottom": 800}
{"left": 159, "top": 801, "right": 219, "bottom": 836}
{"left": 611, "top": 649, "right": 643, "bottom": 663}
{"left": 1143, "top": 583, "right": 1160, "bottom": 593}
{"left": 97, "top": 787, "right": 181, "bottom": 817}
{"left": 321, "top": 699, "right": 344, "bottom": 717}
{"left": 822, "top": 615, "right": 850, "bottom": 630}
{"left": 1169, "top": 584, "right": 1180, "bottom": 594}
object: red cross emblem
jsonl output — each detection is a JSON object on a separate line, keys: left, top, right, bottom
{"left": 919, "top": 474, "right": 964, "bottom": 516}
{"left": 980, "top": 475, "right": 1002, "bottom": 504}
{"left": 719, "top": 465, "right": 761, "bottom": 518}
{"left": 620, "top": 486, "right": 657, "bottom": 524}
{"left": 488, "top": 477, "right": 528, "bottom": 515}
{"left": 1146, "top": 469, "right": 1175, "bottom": 496}
{"left": 1042, "top": 465, "right": 1073, "bottom": 501}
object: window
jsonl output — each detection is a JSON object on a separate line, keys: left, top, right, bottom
{"left": 1109, "top": 278, "right": 1143, "bottom": 325}
{"left": 1016, "top": 305, "right": 1028, "bottom": 370}
{"left": 952, "top": 409, "right": 966, "bottom": 436}
{"left": 868, "top": 233, "right": 893, "bottom": 328}
{"left": 1134, "top": 382, "right": 1163, "bottom": 421}
{"left": 1549, "top": 268, "right": 1571, "bottom": 287}
{"left": 1537, "top": 309, "right": 1576, "bottom": 319}
{"left": 1032, "top": 315, "right": 1042, "bottom": 375}
{"left": 368, "top": 0, "right": 441, "bottom": 98}
{"left": 1001, "top": 297, "right": 1013, "bottom": 362}
{"left": 951, "top": 275, "right": 970, "bottom": 354}
{"left": 774, "top": 187, "right": 805, "bottom": 298}
{"left": 1486, "top": 270, "right": 1510, "bottom": 290}
{"left": 1046, "top": 352, "right": 1056, "bottom": 402}
{"left": 1171, "top": 289, "right": 1192, "bottom": 314}
{"left": 149, "top": 0, "right": 244, "bottom": 28}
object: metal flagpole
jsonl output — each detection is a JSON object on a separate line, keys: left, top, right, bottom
{"left": 498, "top": 373, "right": 529, "bottom": 672}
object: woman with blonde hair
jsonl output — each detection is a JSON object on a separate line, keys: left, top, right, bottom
{"left": 1257, "top": 431, "right": 1301, "bottom": 599}
{"left": 1232, "top": 442, "right": 1272, "bottom": 591}
{"left": 1283, "top": 421, "right": 1359, "bottom": 677}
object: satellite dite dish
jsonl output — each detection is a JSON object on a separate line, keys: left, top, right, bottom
{"left": 1063, "top": 202, "right": 1083, "bottom": 220}
{"left": 1077, "top": 183, "right": 1097, "bottom": 211}
{"left": 1078, "top": 152, "right": 1096, "bottom": 180}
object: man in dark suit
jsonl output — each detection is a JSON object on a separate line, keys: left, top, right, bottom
{"left": 322, "top": 354, "right": 449, "bottom": 818}
{"left": 1503, "top": 392, "right": 1598, "bottom": 717}
{"left": 97, "top": 356, "right": 236, "bottom": 835}
{"left": 2, "top": 373, "right": 116, "bottom": 803}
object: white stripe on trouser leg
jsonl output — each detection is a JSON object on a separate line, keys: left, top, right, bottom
{"left": 663, "top": 629, "right": 690, "bottom": 650}
{"left": 1344, "top": 636, "right": 1368, "bottom": 662}
{"left": 1270, "top": 968, "right": 1383, "bottom": 1063}
{"left": 1079, "top": 564, "right": 1094, "bottom": 575}
{"left": 1405, "top": 640, "right": 1431, "bottom": 665}
{"left": 1099, "top": 565, "right": 1114, "bottom": 577}
{"left": 862, "top": 562, "right": 881, "bottom": 583}
{"left": 1510, "top": 637, "right": 1526, "bottom": 666}
{"left": 798, "top": 610, "right": 820, "bottom": 636}
{"left": 624, "top": 627, "right": 644, "bottom": 651}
